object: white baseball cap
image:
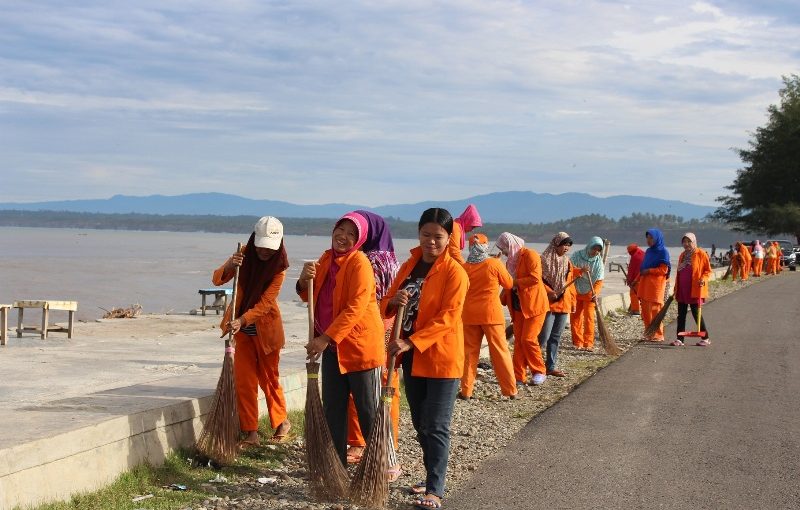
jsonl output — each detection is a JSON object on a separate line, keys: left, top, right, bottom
{"left": 254, "top": 216, "right": 283, "bottom": 249}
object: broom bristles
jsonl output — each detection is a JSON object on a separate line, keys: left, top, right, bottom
{"left": 643, "top": 295, "right": 674, "bottom": 338}
{"left": 195, "top": 352, "right": 240, "bottom": 466}
{"left": 304, "top": 362, "right": 350, "bottom": 501}
{"left": 722, "top": 262, "right": 733, "bottom": 280}
{"left": 595, "top": 307, "right": 621, "bottom": 356}
{"left": 349, "top": 392, "right": 392, "bottom": 508}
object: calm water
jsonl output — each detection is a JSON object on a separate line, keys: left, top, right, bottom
{"left": 0, "top": 227, "right": 680, "bottom": 321}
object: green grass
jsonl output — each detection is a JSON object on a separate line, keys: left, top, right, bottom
{"left": 23, "top": 410, "right": 305, "bottom": 510}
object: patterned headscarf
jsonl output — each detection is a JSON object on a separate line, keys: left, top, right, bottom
{"left": 541, "top": 232, "right": 572, "bottom": 295}
{"left": 354, "top": 210, "right": 399, "bottom": 301}
{"left": 495, "top": 232, "right": 526, "bottom": 276}
{"left": 571, "top": 236, "right": 605, "bottom": 294}
{"left": 677, "top": 232, "right": 696, "bottom": 272}
{"left": 466, "top": 233, "right": 490, "bottom": 264}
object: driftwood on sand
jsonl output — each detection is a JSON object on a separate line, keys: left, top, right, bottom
{"left": 100, "top": 304, "right": 143, "bottom": 319}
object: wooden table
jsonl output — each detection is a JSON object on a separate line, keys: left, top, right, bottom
{"left": 0, "top": 304, "right": 11, "bottom": 346}
{"left": 14, "top": 300, "right": 78, "bottom": 339}
{"left": 198, "top": 289, "right": 232, "bottom": 316}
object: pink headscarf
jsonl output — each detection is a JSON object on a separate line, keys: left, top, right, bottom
{"left": 455, "top": 204, "right": 482, "bottom": 249}
{"left": 316, "top": 211, "right": 369, "bottom": 335}
{"left": 495, "top": 232, "right": 525, "bottom": 276}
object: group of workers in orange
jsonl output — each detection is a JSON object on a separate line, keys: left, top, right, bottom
{"left": 729, "top": 240, "right": 784, "bottom": 279}
{"left": 211, "top": 205, "right": 783, "bottom": 509}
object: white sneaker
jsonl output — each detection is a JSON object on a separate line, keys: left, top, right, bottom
{"left": 532, "top": 373, "right": 547, "bottom": 386}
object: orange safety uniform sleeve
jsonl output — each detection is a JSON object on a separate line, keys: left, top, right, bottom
{"left": 298, "top": 250, "right": 384, "bottom": 373}
{"left": 382, "top": 247, "right": 469, "bottom": 378}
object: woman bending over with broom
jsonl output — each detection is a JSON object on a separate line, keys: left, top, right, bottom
{"left": 297, "top": 211, "right": 385, "bottom": 466}
{"left": 632, "top": 228, "right": 671, "bottom": 342}
{"left": 213, "top": 216, "right": 292, "bottom": 447}
{"left": 569, "top": 236, "right": 605, "bottom": 352}
{"left": 671, "top": 232, "right": 711, "bottom": 347}
{"left": 384, "top": 207, "right": 469, "bottom": 510}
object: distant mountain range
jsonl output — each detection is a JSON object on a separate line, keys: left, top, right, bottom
{"left": 0, "top": 191, "right": 716, "bottom": 223}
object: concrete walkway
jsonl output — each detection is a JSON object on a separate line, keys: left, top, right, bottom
{"left": 449, "top": 272, "right": 800, "bottom": 510}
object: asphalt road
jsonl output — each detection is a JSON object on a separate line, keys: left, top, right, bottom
{"left": 449, "top": 273, "right": 800, "bottom": 510}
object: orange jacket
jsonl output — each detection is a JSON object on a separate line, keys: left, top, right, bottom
{"left": 298, "top": 250, "right": 384, "bottom": 374}
{"left": 503, "top": 247, "right": 549, "bottom": 318}
{"left": 673, "top": 250, "right": 712, "bottom": 299}
{"left": 547, "top": 265, "right": 585, "bottom": 313}
{"left": 214, "top": 265, "right": 286, "bottom": 355}
{"left": 462, "top": 257, "right": 513, "bottom": 325}
{"left": 447, "top": 221, "right": 465, "bottom": 263}
{"left": 636, "top": 263, "right": 669, "bottom": 304}
{"left": 382, "top": 246, "right": 469, "bottom": 378}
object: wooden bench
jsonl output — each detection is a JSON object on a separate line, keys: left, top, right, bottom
{"left": 14, "top": 300, "right": 78, "bottom": 339}
{"left": 1, "top": 304, "right": 11, "bottom": 346}
{"left": 198, "top": 289, "right": 232, "bottom": 316}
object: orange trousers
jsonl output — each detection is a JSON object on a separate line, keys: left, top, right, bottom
{"left": 511, "top": 309, "right": 546, "bottom": 383}
{"left": 233, "top": 332, "right": 287, "bottom": 431}
{"left": 753, "top": 258, "right": 763, "bottom": 276}
{"left": 628, "top": 288, "right": 640, "bottom": 313}
{"left": 346, "top": 368, "right": 400, "bottom": 449}
{"left": 640, "top": 300, "right": 665, "bottom": 340}
{"left": 766, "top": 258, "right": 776, "bottom": 274}
{"left": 570, "top": 300, "right": 597, "bottom": 349}
{"left": 461, "top": 323, "right": 517, "bottom": 397}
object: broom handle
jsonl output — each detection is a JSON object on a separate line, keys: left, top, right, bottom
{"left": 307, "top": 276, "right": 315, "bottom": 343}
{"left": 555, "top": 275, "right": 582, "bottom": 300}
{"left": 385, "top": 305, "right": 406, "bottom": 383}
{"left": 225, "top": 242, "right": 242, "bottom": 349}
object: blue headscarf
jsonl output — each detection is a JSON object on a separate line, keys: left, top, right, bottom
{"left": 570, "top": 236, "right": 605, "bottom": 294}
{"left": 641, "top": 228, "right": 671, "bottom": 277}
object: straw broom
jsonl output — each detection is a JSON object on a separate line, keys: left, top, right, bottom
{"left": 721, "top": 258, "right": 734, "bottom": 280}
{"left": 195, "top": 242, "right": 242, "bottom": 466}
{"left": 349, "top": 306, "right": 406, "bottom": 509}
{"left": 587, "top": 271, "right": 621, "bottom": 356}
{"left": 304, "top": 276, "right": 350, "bottom": 501}
{"left": 643, "top": 294, "right": 674, "bottom": 339}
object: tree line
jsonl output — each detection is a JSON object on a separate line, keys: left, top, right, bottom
{"left": 0, "top": 209, "right": 767, "bottom": 246}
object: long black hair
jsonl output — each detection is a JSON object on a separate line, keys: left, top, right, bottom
{"left": 418, "top": 207, "right": 454, "bottom": 235}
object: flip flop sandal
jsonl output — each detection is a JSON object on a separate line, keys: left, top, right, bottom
{"left": 268, "top": 422, "right": 292, "bottom": 444}
{"left": 387, "top": 465, "right": 402, "bottom": 483}
{"left": 237, "top": 439, "right": 260, "bottom": 449}
{"left": 409, "top": 481, "right": 427, "bottom": 495}
{"left": 414, "top": 495, "right": 443, "bottom": 509}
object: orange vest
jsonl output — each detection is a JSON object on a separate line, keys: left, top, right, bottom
{"left": 214, "top": 266, "right": 286, "bottom": 354}
{"left": 674, "top": 250, "right": 712, "bottom": 299}
{"left": 503, "top": 247, "right": 549, "bottom": 318}
{"left": 637, "top": 263, "right": 669, "bottom": 304}
{"left": 545, "top": 264, "right": 582, "bottom": 313}
{"left": 462, "top": 257, "right": 513, "bottom": 325}
{"left": 299, "top": 250, "right": 384, "bottom": 374}
{"left": 382, "top": 246, "right": 469, "bottom": 378}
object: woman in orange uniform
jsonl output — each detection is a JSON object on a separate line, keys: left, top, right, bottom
{"left": 460, "top": 233, "right": 516, "bottom": 399}
{"left": 671, "top": 233, "right": 711, "bottom": 347}
{"left": 297, "top": 211, "right": 385, "bottom": 465}
{"left": 495, "top": 232, "right": 549, "bottom": 386}
{"left": 344, "top": 211, "right": 402, "bottom": 479}
{"left": 214, "top": 216, "right": 291, "bottom": 446}
{"left": 633, "top": 228, "right": 671, "bottom": 342}
{"left": 539, "top": 232, "right": 583, "bottom": 376}
{"left": 447, "top": 204, "right": 482, "bottom": 263}
{"left": 733, "top": 242, "right": 751, "bottom": 281}
{"left": 752, "top": 240, "right": 764, "bottom": 277}
{"left": 384, "top": 208, "right": 469, "bottom": 510}
{"left": 569, "top": 236, "right": 605, "bottom": 351}
{"left": 765, "top": 242, "right": 777, "bottom": 274}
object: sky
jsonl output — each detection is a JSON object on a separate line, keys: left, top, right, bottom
{"left": 1, "top": 0, "right": 798, "bottom": 207}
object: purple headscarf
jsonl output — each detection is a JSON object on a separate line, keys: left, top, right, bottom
{"left": 355, "top": 210, "right": 399, "bottom": 301}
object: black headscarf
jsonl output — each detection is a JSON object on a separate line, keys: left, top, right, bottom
{"left": 236, "top": 232, "right": 289, "bottom": 317}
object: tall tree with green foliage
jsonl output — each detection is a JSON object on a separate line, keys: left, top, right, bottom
{"left": 714, "top": 75, "right": 800, "bottom": 243}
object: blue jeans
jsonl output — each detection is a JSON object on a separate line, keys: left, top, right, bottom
{"left": 402, "top": 350, "right": 459, "bottom": 498}
{"left": 538, "top": 312, "right": 568, "bottom": 372}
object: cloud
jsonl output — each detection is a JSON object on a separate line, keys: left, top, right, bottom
{"left": 0, "top": 0, "right": 798, "bottom": 206}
